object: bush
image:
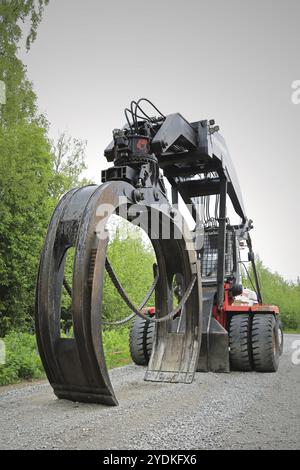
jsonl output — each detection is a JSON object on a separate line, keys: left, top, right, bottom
{"left": 243, "top": 258, "right": 300, "bottom": 331}
{"left": 0, "top": 328, "right": 133, "bottom": 386}
{"left": 0, "top": 331, "right": 44, "bottom": 385}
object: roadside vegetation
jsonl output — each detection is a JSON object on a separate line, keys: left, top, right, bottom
{"left": 243, "top": 259, "right": 300, "bottom": 331}
{"left": 0, "top": 2, "right": 299, "bottom": 386}
{"left": 0, "top": 327, "right": 132, "bottom": 386}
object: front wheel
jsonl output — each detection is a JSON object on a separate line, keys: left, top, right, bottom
{"left": 251, "top": 314, "right": 279, "bottom": 372}
{"left": 229, "top": 314, "right": 253, "bottom": 371}
{"left": 129, "top": 315, "right": 154, "bottom": 366}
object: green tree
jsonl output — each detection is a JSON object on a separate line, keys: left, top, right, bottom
{"left": 0, "top": 122, "right": 52, "bottom": 334}
{"left": 0, "top": 0, "right": 49, "bottom": 126}
{"left": 0, "top": 1, "right": 51, "bottom": 334}
{"left": 49, "top": 132, "right": 90, "bottom": 200}
{"left": 0, "top": 1, "right": 92, "bottom": 335}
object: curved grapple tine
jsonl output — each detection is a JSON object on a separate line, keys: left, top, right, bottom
{"left": 36, "top": 184, "right": 118, "bottom": 405}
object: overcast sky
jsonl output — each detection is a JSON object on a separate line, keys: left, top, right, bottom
{"left": 19, "top": 0, "right": 300, "bottom": 281}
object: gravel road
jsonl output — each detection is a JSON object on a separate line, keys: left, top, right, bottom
{"left": 0, "top": 334, "right": 299, "bottom": 450}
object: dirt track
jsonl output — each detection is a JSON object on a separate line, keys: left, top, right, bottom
{"left": 0, "top": 334, "right": 299, "bottom": 450}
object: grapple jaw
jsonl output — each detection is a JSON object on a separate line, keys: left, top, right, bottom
{"left": 35, "top": 182, "right": 202, "bottom": 405}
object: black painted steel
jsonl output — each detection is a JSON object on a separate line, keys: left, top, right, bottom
{"left": 36, "top": 179, "right": 202, "bottom": 404}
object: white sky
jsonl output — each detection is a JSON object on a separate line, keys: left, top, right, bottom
{"left": 18, "top": 0, "right": 300, "bottom": 281}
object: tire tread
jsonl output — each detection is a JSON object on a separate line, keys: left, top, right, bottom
{"left": 229, "top": 314, "right": 253, "bottom": 371}
{"left": 251, "top": 314, "right": 279, "bottom": 372}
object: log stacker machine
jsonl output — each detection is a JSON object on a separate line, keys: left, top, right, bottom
{"left": 36, "top": 99, "right": 282, "bottom": 405}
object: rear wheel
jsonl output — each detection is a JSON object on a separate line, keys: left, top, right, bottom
{"left": 129, "top": 315, "right": 154, "bottom": 366}
{"left": 229, "top": 314, "right": 253, "bottom": 371}
{"left": 251, "top": 314, "right": 279, "bottom": 372}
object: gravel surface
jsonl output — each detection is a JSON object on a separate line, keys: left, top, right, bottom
{"left": 0, "top": 334, "right": 299, "bottom": 450}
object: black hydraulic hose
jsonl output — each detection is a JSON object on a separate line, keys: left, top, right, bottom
{"left": 103, "top": 270, "right": 159, "bottom": 326}
{"left": 63, "top": 266, "right": 158, "bottom": 326}
{"left": 105, "top": 257, "right": 196, "bottom": 324}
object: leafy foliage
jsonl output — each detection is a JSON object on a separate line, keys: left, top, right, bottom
{"left": 0, "top": 328, "right": 132, "bottom": 386}
{"left": 49, "top": 132, "right": 91, "bottom": 200}
{"left": 0, "top": 0, "right": 49, "bottom": 51}
{"left": 0, "top": 1, "right": 52, "bottom": 333}
{"left": 243, "top": 258, "right": 300, "bottom": 330}
{"left": 0, "top": 1, "right": 93, "bottom": 334}
{"left": 0, "top": 0, "right": 49, "bottom": 126}
{"left": 0, "top": 122, "right": 52, "bottom": 334}
{"left": 0, "top": 330, "right": 44, "bottom": 385}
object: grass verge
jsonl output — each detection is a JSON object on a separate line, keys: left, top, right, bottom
{"left": 0, "top": 328, "right": 132, "bottom": 386}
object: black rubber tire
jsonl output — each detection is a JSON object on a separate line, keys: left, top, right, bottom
{"left": 278, "top": 319, "right": 284, "bottom": 356}
{"left": 229, "top": 314, "right": 253, "bottom": 371}
{"left": 145, "top": 321, "right": 155, "bottom": 359}
{"left": 129, "top": 315, "right": 154, "bottom": 366}
{"left": 251, "top": 314, "right": 279, "bottom": 372}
